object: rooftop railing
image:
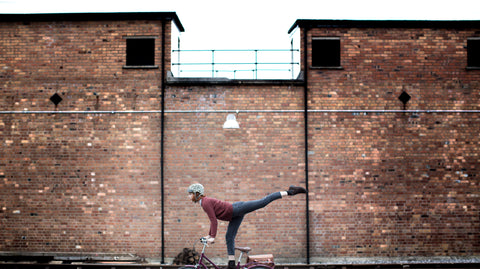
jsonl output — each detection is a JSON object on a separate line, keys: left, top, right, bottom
{"left": 171, "top": 49, "right": 300, "bottom": 80}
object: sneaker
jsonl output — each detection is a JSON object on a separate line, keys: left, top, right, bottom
{"left": 227, "top": 260, "right": 236, "bottom": 269}
{"left": 287, "top": 185, "right": 307, "bottom": 196}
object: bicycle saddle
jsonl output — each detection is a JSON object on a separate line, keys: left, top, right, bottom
{"left": 235, "top": 246, "right": 251, "bottom": 253}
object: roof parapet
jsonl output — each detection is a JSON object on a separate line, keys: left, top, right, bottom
{"left": 0, "top": 12, "right": 184, "bottom": 32}
{"left": 288, "top": 19, "right": 480, "bottom": 34}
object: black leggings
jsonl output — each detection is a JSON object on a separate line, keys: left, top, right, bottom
{"left": 225, "top": 192, "right": 282, "bottom": 255}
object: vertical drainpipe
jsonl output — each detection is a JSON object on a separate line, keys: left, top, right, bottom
{"left": 303, "top": 26, "right": 310, "bottom": 265}
{"left": 160, "top": 18, "right": 166, "bottom": 264}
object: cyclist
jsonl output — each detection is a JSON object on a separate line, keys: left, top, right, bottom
{"left": 187, "top": 183, "right": 307, "bottom": 269}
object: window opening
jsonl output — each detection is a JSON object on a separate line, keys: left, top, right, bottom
{"left": 125, "top": 37, "right": 156, "bottom": 67}
{"left": 467, "top": 38, "right": 480, "bottom": 68}
{"left": 312, "top": 38, "right": 341, "bottom": 68}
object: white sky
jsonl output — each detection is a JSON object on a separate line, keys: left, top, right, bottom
{"left": 1, "top": 0, "right": 479, "bottom": 78}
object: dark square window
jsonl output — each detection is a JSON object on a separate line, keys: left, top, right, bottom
{"left": 126, "top": 38, "right": 155, "bottom": 66}
{"left": 312, "top": 38, "right": 341, "bottom": 68}
{"left": 467, "top": 38, "right": 480, "bottom": 68}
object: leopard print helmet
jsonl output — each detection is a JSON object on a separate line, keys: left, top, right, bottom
{"left": 187, "top": 183, "right": 204, "bottom": 196}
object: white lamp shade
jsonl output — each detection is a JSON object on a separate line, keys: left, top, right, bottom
{"left": 223, "top": 114, "right": 239, "bottom": 129}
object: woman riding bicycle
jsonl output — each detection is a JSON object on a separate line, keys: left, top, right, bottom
{"left": 187, "top": 183, "right": 307, "bottom": 269}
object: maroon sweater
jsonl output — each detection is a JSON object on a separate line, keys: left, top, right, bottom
{"left": 200, "top": 197, "right": 233, "bottom": 238}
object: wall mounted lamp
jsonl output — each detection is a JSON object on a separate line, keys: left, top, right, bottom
{"left": 223, "top": 112, "right": 239, "bottom": 129}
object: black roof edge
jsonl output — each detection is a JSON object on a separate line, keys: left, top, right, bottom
{"left": 288, "top": 19, "right": 480, "bottom": 34}
{"left": 0, "top": 12, "right": 184, "bottom": 32}
{"left": 166, "top": 77, "right": 304, "bottom": 86}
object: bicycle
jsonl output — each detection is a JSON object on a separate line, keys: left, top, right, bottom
{"left": 180, "top": 237, "right": 275, "bottom": 269}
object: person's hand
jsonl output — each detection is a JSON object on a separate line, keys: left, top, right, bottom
{"left": 204, "top": 235, "right": 215, "bottom": 245}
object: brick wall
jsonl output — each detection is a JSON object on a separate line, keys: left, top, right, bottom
{"left": 308, "top": 112, "right": 480, "bottom": 259}
{"left": 0, "top": 113, "right": 163, "bottom": 255}
{"left": 304, "top": 25, "right": 480, "bottom": 261}
{"left": 163, "top": 85, "right": 307, "bottom": 260}
{"left": 304, "top": 26, "right": 480, "bottom": 110}
{"left": 0, "top": 16, "right": 171, "bottom": 258}
{"left": 0, "top": 16, "right": 479, "bottom": 263}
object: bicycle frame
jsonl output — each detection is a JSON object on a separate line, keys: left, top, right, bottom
{"left": 182, "top": 238, "right": 274, "bottom": 269}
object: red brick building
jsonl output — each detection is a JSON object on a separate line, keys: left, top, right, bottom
{"left": 0, "top": 12, "right": 479, "bottom": 266}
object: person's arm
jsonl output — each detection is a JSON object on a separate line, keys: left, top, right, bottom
{"left": 201, "top": 199, "right": 218, "bottom": 238}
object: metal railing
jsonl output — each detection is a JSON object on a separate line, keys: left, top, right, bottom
{"left": 171, "top": 49, "right": 300, "bottom": 79}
